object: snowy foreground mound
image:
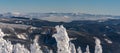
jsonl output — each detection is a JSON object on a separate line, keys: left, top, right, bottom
{"left": 0, "top": 25, "right": 102, "bottom": 53}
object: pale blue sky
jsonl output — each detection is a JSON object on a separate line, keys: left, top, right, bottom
{"left": 0, "top": 0, "right": 120, "bottom": 15}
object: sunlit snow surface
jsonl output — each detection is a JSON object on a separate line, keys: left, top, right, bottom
{"left": 52, "top": 25, "right": 71, "bottom": 53}
{"left": 0, "top": 29, "right": 41, "bottom": 53}
{"left": 0, "top": 25, "right": 103, "bottom": 53}
{"left": 94, "top": 37, "right": 103, "bottom": 53}
{"left": 0, "top": 29, "right": 13, "bottom": 53}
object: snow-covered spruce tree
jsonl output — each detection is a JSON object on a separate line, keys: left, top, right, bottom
{"left": 13, "top": 44, "right": 30, "bottom": 53}
{"left": 0, "top": 29, "right": 29, "bottom": 53}
{"left": 77, "top": 47, "right": 82, "bottom": 53}
{"left": 84, "top": 45, "right": 90, "bottom": 53}
{"left": 0, "top": 29, "right": 13, "bottom": 53}
{"left": 53, "top": 25, "right": 71, "bottom": 53}
{"left": 69, "top": 42, "right": 76, "bottom": 53}
{"left": 30, "top": 35, "right": 43, "bottom": 53}
{"left": 53, "top": 25, "right": 83, "bottom": 53}
{"left": 94, "top": 37, "right": 102, "bottom": 53}
{"left": 0, "top": 28, "right": 43, "bottom": 53}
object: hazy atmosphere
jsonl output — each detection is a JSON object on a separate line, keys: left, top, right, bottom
{"left": 0, "top": 0, "right": 120, "bottom": 15}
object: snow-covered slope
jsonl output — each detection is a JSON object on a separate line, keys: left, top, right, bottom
{"left": 0, "top": 25, "right": 104, "bottom": 53}
{"left": 0, "top": 28, "right": 41, "bottom": 53}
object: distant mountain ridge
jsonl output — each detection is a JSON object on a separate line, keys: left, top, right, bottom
{"left": 0, "top": 12, "right": 120, "bottom": 22}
